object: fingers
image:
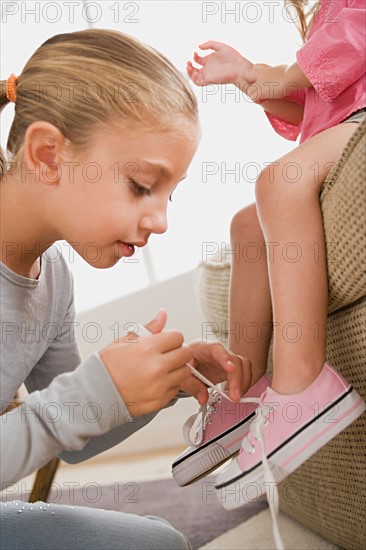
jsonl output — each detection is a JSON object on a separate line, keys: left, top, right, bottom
{"left": 144, "top": 309, "right": 167, "bottom": 334}
{"left": 225, "top": 356, "right": 244, "bottom": 401}
{"left": 199, "top": 40, "right": 223, "bottom": 51}
{"left": 209, "top": 342, "right": 235, "bottom": 367}
{"left": 186, "top": 62, "right": 204, "bottom": 86}
{"left": 166, "top": 364, "right": 196, "bottom": 393}
{"left": 161, "top": 345, "right": 193, "bottom": 372}
{"left": 189, "top": 341, "right": 252, "bottom": 402}
{"left": 193, "top": 51, "right": 205, "bottom": 65}
{"left": 180, "top": 375, "right": 209, "bottom": 405}
{"left": 147, "top": 329, "right": 185, "bottom": 354}
{"left": 208, "top": 343, "right": 243, "bottom": 401}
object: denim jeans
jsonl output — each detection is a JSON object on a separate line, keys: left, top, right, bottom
{"left": 0, "top": 500, "right": 192, "bottom": 550}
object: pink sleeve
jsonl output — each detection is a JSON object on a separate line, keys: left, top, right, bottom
{"left": 264, "top": 88, "right": 306, "bottom": 142}
{"left": 296, "top": 1, "right": 366, "bottom": 102}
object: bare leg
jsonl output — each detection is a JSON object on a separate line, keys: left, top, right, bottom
{"left": 229, "top": 203, "right": 273, "bottom": 386}
{"left": 255, "top": 123, "right": 358, "bottom": 394}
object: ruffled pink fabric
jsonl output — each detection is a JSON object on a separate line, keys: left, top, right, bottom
{"left": 265, "top": 0, "right": 366, "bottom": 143}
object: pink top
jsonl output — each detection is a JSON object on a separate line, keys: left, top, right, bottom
{"left": 266, "top": 0, "right": 366, "bottom": 143}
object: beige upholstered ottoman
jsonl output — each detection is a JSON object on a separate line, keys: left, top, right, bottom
{"left": 195, "top": 119, "right": 366, "bottom": 549}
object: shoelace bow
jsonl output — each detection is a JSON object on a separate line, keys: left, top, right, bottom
{"left": 183, "top": 383, "right": 227, "bottom": 446}
{"left": 134, "top": 327, "right": 284, "bottom": 549}
{"left": 184, "top": 375, "right": 285, "bottom": 550}
{"left": 183, "top": 378, "right": 259, "bottom": 447}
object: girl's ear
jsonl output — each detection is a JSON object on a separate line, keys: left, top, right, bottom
{"left": 24, "top": 121, "right": 66, "bottom": 186}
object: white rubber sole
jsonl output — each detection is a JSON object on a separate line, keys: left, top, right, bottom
{"left": 172, "top": 411, "right": 256, "bottom": 487}
{"left": 215, "top": 387, "right": 365, "bottom": 510}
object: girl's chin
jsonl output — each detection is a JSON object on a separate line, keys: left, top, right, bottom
{"left": 80, "top": 249, "right": 122, "bottom": 269}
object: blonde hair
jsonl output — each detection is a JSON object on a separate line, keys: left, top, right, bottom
{"left": 0, "top": 29, "right": 198, "bottom": 178}
{"left": 284, "top": 0, "right": 321, "bottom": 41}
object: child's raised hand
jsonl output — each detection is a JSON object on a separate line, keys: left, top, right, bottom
{"left": 187, "top": 41, "right": 253, "bottom": 88}
{"left": 99, "top": 310, "right": 192, "bottom": 417}
{"left": 181, "top": 340, "right": 252, "bottom": 404}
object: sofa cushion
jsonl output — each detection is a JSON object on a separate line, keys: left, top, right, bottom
{"left": 320, "top": 118, "right": 366, "bottom": 312}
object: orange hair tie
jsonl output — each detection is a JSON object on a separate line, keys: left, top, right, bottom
{"left": 6, "top": 74, "right": 17, "bottom": 103}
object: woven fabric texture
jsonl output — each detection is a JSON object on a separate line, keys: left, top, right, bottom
{"left": 195, "top": 120, "right": 366, "bottom": 549}
{"left": 278, "top": 298, "right": 366, "bottom": 550}
{"left": 320, "top": 120, "right": 366, "bottom": 313}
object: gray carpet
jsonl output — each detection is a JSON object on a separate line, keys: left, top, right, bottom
{"left": 52, "top": 475, "right": 267, "bottom": 549}
{"left": 3, "top": 476, "right": 267, "bottom": 549}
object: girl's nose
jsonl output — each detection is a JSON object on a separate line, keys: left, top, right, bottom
{"left": 140, "top": 206, "right": 168, "bottom": 235}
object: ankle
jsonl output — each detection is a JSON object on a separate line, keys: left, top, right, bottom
{"left": 272, "top": 361, "right": 324, "bottom": 395}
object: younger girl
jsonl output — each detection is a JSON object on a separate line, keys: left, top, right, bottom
{"left": 186, "top": 0, "right": 365, "bottom": 524}
{"left": 0, "top": 29, "right": 246, "bottom": 550}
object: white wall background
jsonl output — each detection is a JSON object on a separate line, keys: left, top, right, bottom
{"left": 1, "top": 1, "right": 304, "bottom": 313}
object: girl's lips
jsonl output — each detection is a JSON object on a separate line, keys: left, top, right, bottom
{"left": 117, "top": 241, "right": 135, "bottom": 257}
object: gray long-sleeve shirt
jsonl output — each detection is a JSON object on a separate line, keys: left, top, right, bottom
{"left": 0, "top": 247, "right": 163, "bottom": 487}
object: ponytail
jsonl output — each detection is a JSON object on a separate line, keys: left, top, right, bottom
{"left": 284, "top": 0, "right": 321, "bottom": 42}
{"left": 0, "top": 79, "right": 12, "bottom": 178}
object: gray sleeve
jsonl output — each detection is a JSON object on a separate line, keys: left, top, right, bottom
{"left": 0, "top": 353, "right": 132, "bottom": 487}
{"left": 59, "top": 411, "right": 159, "bottom": 463}
{"left": 59, "top": 391, "right": 188, "bottom": 464}
{"left": 24, "top": 292, "right": 81, "bottom": 393}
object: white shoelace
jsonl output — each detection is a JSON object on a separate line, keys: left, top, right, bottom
{"left": 183, "top": 383, "right": 227, "bottom": 446}
{"left": 183, "top": 373, "right": 260, "bottom": 447}
{"left": 241, "top": 402, "right": 285, "bottom": 550}
{"left": 135, "top": 325, "right": 284, "bottom": 548}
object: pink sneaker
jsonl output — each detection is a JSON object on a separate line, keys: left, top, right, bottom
{"left": 215, "top": 362, "right": 365, "bottom": 511}
{"left": 172, "top": 374, "right": 271, "bottom": 486}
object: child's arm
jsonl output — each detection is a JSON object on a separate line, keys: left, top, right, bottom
{"left": 257, "top": 98, "right": 304, "bottom": 125}
{"left": 244, "top": 62, "right": 311, "bottom": 101}
{"left": 187, "top": 42, "right": 305, "bottom": 125}
{"left": 1, "top": 317, "right": 192, "bottom": 485}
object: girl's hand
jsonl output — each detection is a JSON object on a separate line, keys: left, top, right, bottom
{"left": 187, "top": 40, "right": 253, "bottom": 89}
{"left": 180, "top": 340, "right": 252, "bottom": 404}
{"left": 99, "top": 310, "right": 192, "bottom": 417}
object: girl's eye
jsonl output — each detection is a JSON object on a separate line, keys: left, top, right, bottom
{"left": 129, "top": 179, "right": 151, "bottom": 197}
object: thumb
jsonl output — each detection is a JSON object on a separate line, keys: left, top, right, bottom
{"left": 144, "top": 308, "right": 167, "bottom": 334}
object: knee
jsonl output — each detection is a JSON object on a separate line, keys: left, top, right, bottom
{"left": 255, "top": 165, "right": 277, "bottom": 216}
{"left": 255, "top": 162, "right": 313, "bottom": 219}
{"left": 168, "top": 528, "right": 191, "bottom": 550}
{"left": 230, "top": 203, "right": 261, "bottom": 242}
{"left": 145, "top": 516, "right": 192, "bottom": 550}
